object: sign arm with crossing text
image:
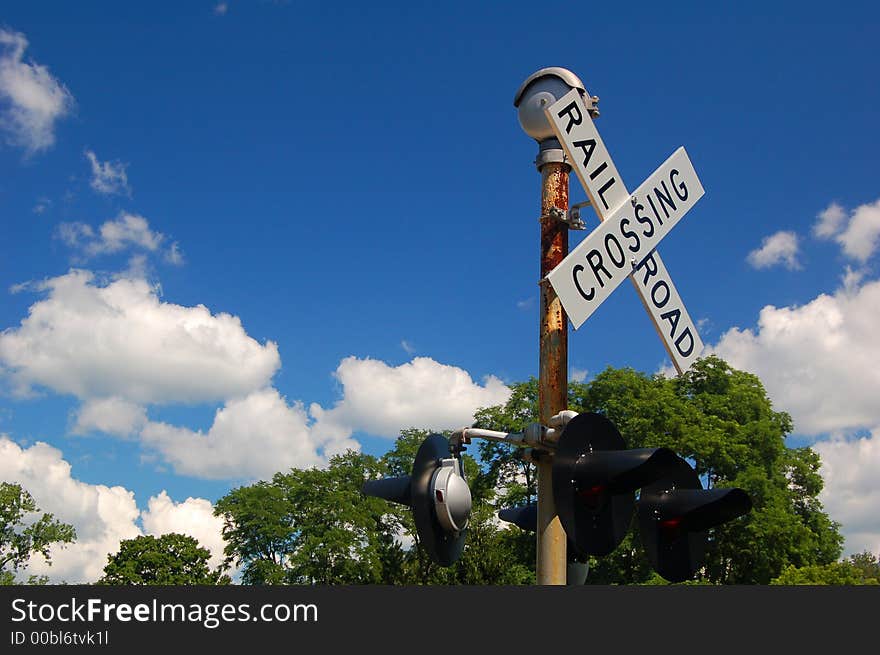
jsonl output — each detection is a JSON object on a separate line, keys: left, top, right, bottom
{"left": 544, "top": 88, "right": 705, "bottom": 374}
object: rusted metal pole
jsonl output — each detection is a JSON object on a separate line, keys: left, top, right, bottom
{"left": 536, "top": 160, "right": 569, "bottom": 585}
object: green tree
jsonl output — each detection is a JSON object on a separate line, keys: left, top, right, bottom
{"left": 846, "top": 551, "right": 880, "bottom": 581}
{"left": 769, "top": 551, "right": 880, "bottom": 585}
{"left": 473, "top": 379, "right": 539, "bottom": 509}
{"left": 215, "top": 451, "right": 404, "bottom": 584}
{"left": 0, "top": 482, "right": 76, "bottom": 584}
{"left": 98, "top": 533, "right": 230, "bottom": 585}
{"left": 213, "top": 479, "right": 296, "bottom": 584}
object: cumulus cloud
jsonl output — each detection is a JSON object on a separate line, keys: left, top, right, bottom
{"left": 0, "top": 28, "right": 73, "bottom": 154}
{"left": 836, "top": 201, "right": 880, "bottom": 263}
{"left": 310, "top": 356, "right": 511, "bottom": 441}
{"left": 72, "top": 396, "right": 147, "bottom": 438}
{"left": 141, "top": 388, "right": 338, "bottom": 480}
{"left": 570, "top": 367, "right": 588, "bottom": 383}
{"left": 85, "top": 149, "right": 131, "bottom": 196}
{"left": 0, "top": 269, "right": 279, "bottom": 404}
{"left": 0, "top": 436, "right": 228, "bottom": 582}
{"left": 814, "top": 431, "right": 880, "bottom": 557}
{"left": 0, "top": 436, "right": 141, "bottom": 583}
{"left": 134, "top": 356, "right": 509, "bottom": 479}
{"left": 710, "top": 275, "right": 880, "bottom": 436}
{"left": 139, "top": 355, "right": 511, "bottom": 480}
{"left": 814, "top": 202, "right": 847, "bottom": 239}
{"left": 140, "top": 492, "right": 227, "bottom": 570}
{"left": 708, "top": 268, "right": 880, "bottom": 555}
{"left": 814, "top": 199, "right": 880, "bottom": 263}
{"left": 58, "top": 213, "right": 181, "bottom": 264}
{"left": 747, "top": 231, "right": 801, "bottom": 270}
{"left": 1, "top": 266, "right": 512, "bottom": 481}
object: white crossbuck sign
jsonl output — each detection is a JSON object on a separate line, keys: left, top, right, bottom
{"left": 544, "top": 88, "right": 705, "bottom": 374}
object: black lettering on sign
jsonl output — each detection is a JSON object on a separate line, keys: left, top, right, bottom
{"left": 647, "top": 194, "right": 663, "bottom": 226}
{"left": 572, "top": 139, "right": 597, "bottom": 169}
{"left": 651, "top": 280, "right": 670, "bottom": 308}
{"left": 620, "top": 218, "right": 640, "bottom": 253}
{"left": 557, "top": 102, "right": 583, "bottom": 134}
{"left": 638, "top": 252, "right": 658, "bottom": 285}
{"left": 675, "top": 328, "right": 694, "bottom": 357}
{"left": 670, "top": 168, "right": 688, "bottom": 201}
{"left": 572, "top": 264, "right": 595, "bottom": 301}
{"left": 654, "top": 181, "right": 676, "bottom": 219}
{"left": 589, "top": 160, "right": 608, "bottom": 181}
{"left": 597, "top": 177, "right": 617, "bottom": 211}
{"left": 586, "top": 249, "right": 611, "bottom": 288}
{"left": 635, "top": 203, "right": 654, "bottom": 238}
{"left": 605, "top": 233, "right": 625, "bottom": 268}
{"left": 660, "top": 308, "right": 681, "bottom": 338}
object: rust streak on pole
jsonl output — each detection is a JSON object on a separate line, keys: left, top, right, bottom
{"left": 536, "top": 160, "right": 569, "bottom": 585}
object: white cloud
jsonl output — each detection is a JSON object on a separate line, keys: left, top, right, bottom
{"left": 746, "top": 231, "right": 801, "bottom": 270}
{"left": 707, "top": 269, "right": 880, "bottom": 555}
{"left": 310, "top": 356, "right": 512, "bottom": 440}
{"left": 0, "top": 436, "right": 141, "bottom": 583}
{"left": 814, "top": 199, "right": 880, "bottom": 263}
{"left": 141, "top": 388, "right": 339, "bottom": 480}
{"left": 138, "top": 356, "right": 510, "bottom": 479}
{"left": 570, "top": 367, "right": 588, "bottom": 383}
{"left": 837, "top": 200, "right": 880, "bottom": 263}
{"left": 141, "top": 492, "right": 227, "bottom": 570}
{"left": 814, "top": 431, "right": 880, "bottom": 557}
{"left": 85, "top": 149, "right": 131, "bottom": 196}
{"left": 32, "top": 197, "right": 51, "bottom": 214}
{"left": 91, "top": 214, "right": 162, "bottom": 253}
{"left": 710, "top": 275, "right": 880, "bottom": 436}
{"left": 58, "top": 213, "right": 169, "bottom": 258}
{"left": 0, "top": 436, "right": 229, "bottom": 582}
{"left": 401, "top": 340, "right": 416, "bottom": 354}
{"left": 0, "top": 28, "right": 73, "bottom": 154}
{"left": 59, "top": 213, "right": 184, "bottom": 266}
{"left": 72, "top": 396, "right": 147, "bottom": 437}
{"left": 213, "top": 2, "right": 229, "bottom": 15}
{"left": 1, "top": 268, "right": 511, "bottom": 482}
{"left": 164, "top": 241, "right": 184, "bottom": 266}
{"left": 0, "top": 269, "right": 280, "bottom": 404}
{"left": 814, "top": 202, "right": 847, "bottom": 239}
{"left": 840, "top": 266, "right": 864, "bottom": 294}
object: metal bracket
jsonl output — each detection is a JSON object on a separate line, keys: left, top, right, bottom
{"left": 540, "top": 205, "right": 587, "bottom": 231}
{"left": 567, "top": 201, "right": 592, "bottom": 230}
{"left": 583, "top": 94, "right": 601, "bottom": 118}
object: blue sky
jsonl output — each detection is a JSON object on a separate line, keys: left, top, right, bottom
{"left": 1, "top": 1, "right": 879, "bottom": 582}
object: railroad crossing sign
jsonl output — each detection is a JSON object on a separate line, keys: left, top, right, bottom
{"left": 544, "top": 88, "right": 705, "bottom": 374}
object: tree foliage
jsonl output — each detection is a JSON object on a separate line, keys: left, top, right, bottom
{"left": 0, "top": 482, "right": 76, "bottom": 584}
{"left": 98, "top": 533, "right": 230, "bottom": 585}
{"left": 771, "top": 551, "right": 880, "bottom": 585}
{"left": 215, "top": 451, "right": 404, "bottom": 584}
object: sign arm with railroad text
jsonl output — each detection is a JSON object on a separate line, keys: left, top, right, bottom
{"left": 544, "top": 88, "right": 705, "bottom": 374}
